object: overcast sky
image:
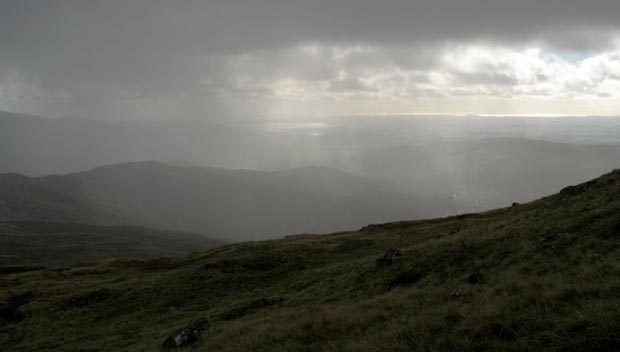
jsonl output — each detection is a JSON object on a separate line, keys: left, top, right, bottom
{"left": 1, "top": 0, "right": 620, "bottom": 120}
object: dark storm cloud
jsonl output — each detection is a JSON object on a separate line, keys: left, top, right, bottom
{"left": 0, "top": 0, "right": 619, "bottom": 118}
{"left": 3, "top": 1, "right": 618, "bottom": 55}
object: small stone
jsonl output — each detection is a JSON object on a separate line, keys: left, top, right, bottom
{"left": 560, "top": 181, "right": 595, "bottom": 197}
{"left": 466, "top": 269, "right": 483, "bottom": 284}
{"left": 589, "top": 253, "right": 604, "bottom": 262}
{"left": 449, "top": 290, "right": 464, "bottom": 299}
{"left": 162, "top": 319, "right": 209, "bottom": 350}
{"left": 535, "top": 244, "right": 557, "bottom": 252}
{"left": 376, "top": 249, "right": 402, "bottom": 269}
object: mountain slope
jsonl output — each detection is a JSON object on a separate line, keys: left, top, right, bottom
{"left": 2, "top": 169, "right": 620, "bottom": 351}
{"left": 0, "top": 162, "right": 461, "bottom": 241}
{"left": 0, "top": 222, "right": 224, "bottom": 266}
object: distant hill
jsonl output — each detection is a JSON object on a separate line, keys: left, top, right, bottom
{"left": 353, "top": 138, "right": 620, "bottom": 208}
{"left": 0, "top": 221, "right": 223, "bottom": 266}
{"left": 0, "top": 110, "right": 263, "bottom": 176}
{"left": 2, "top": 168, "right": 620, "bottom": 351}
{"left": 3, "top": 110, "right": 620, "bottom": 212}
{"left": 0, "top": 161, "right": 461, "bottom": 241}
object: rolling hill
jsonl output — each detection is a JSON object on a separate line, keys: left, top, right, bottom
{"left": 4, "top": 110, "right": 620, "bottom": 214}
{"left": 0, "top": 161, "right": 462, "bottom": 241}
{"left": 2, "top": 168, "right": 620, "bottom": 351}
{"left": 0, "top": 111, "right": 620, "bottom": 212}
{"left": 0, "top": 110, "right": 259, "bottom": 176}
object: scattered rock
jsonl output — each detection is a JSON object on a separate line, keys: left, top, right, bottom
{"left": 534, "top": 233, "right": 562, "bottom": 253}
{"left": 511, "top": 202, "right": 520, "bottom": 207}
{"left": 219, "top": 297, "right": 284, "bottom": 320}
{"left": 376, "top": 249, "right": 402, "bottom": 269}
{"left": 560, "top": 181, "right": 595, "bottom": 197}
{"left": 588, "top": 253, "right": 605, "bottom": 262}
{"left": 64, "top": 288, "right": 110, "bottom": 308}
{"left": 449, "top": 290, "right": 464, "bottom": 299}
{"left": 496, "top": 251, "right": 511, "bottom": 260}
{"left": 535, "top": 244, "right": 557, "bottom": 253}
{"left": 387, "top": 271, "right": 422, "bottom": 291}
{"left": 466, "top": 269, "right": 483, "bottom": 284}
{"left": 162, "top": 319, "right": 209, "bottom": 350}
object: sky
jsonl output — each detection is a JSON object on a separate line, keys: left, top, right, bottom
{"left": 1, "top": 0, "right": 620, "bottom": 120}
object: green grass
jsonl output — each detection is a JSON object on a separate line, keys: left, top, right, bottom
{"left": 2, "top": 170, "right": 620, "bottom": 351}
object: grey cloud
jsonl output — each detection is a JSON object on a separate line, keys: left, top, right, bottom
{"left": 1, "top": 0, "right": 620, "bottom": 118}
{"left": 454, "top": 72, "right": 519, "bottom": 86}
{"left": 3, "top": 1, "right": 618, "bottom": 55}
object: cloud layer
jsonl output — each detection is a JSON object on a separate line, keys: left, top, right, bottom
{"left": 1, "top": 0, "right": 620, "bottom": 118}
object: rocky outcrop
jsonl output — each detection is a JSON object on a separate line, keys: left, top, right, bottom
{"left": 376, "top": 249, "right": 401, "bottom": 269}
{"left": 162, "top": 319, "right": 209, "bottom": 350}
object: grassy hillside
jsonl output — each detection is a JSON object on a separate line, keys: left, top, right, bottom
{"left": 2, "top": 169, "right": 620, "bottom": 351}
{"left": 0, "top": 222, "right": 224, "bottom": 266}
{"left": 0, "top": 161, "right": 461, "bottom": 241}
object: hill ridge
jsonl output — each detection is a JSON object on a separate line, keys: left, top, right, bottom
{"left": 0, "top": 161, "right": 461, "bottom": 241}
